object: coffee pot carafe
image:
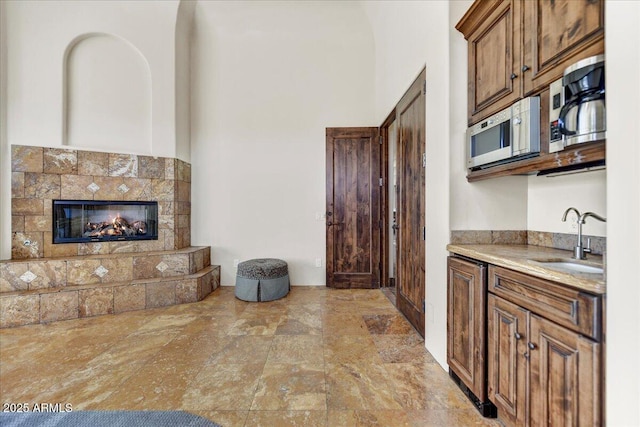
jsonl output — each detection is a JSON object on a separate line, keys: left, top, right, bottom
{"left": 558, "top": 54, "right": 606, "bottom": 147}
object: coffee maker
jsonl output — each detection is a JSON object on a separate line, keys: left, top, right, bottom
{"left": 556, "top": 54, "right": 606, "bottom": 147}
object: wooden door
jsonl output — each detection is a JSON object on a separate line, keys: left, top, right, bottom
{"left": 529, "top": 314, "right": 601, "bottom": 427}
{"left": 447, "top": 256, "right": 487, "bottom": 400}
{"left": 456, "top": 0, "right": 522, "bottom": 125}
{"left": 325, "top": 127, "right": 381, "bottom": 289}
{"left": 522, "top": 0, "right": 604, "bottom": 95}
{"left": 395, "top": 69, "right": 425, "bottom": 336}
{"left": 487, "top": 294, "right": 528, "bottom": 427}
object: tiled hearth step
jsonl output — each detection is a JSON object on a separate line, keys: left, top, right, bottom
{"left": 0, "top": 246, "right": 211, "bottom": 291}
{"left": 0, "top": 265, "right": 220, "bottom": 328}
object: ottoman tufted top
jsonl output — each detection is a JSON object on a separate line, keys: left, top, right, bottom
{"left": 237, "top": 258, "right": 288, "bottom": 280}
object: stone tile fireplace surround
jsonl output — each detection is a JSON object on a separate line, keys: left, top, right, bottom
{"left": 0, "top": 145, "right": 219, "bottom": 328}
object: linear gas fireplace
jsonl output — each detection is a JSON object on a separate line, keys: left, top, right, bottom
{"left": 53, "top": 200, "right": 158, "bottom": 244}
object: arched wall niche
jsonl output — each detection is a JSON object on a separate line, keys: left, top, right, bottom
{"left": 63, "top": 32, "right": 152, "bottom": 154}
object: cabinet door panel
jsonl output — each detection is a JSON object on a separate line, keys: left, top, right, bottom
{"left": 529, "top": 314, "right": 601, "bottom": 427}
{"left": 447, "top": 256, "right": 486, "bottom": 400}
{"left": 488, "top": 294, "right": 527, "bottom": 427}
{"left": 523, "top": 0, "right": 604, "bottom": 94}
{"left": 465, "top": 0, "right": 522, "bottom": 124}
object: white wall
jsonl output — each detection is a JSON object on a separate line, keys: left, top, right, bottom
{"left": 0, "top": 0, "right": 190, "bottom": 260}
{"left": 605, "top": 1, "right": 640, "bottom": 424}
{"left": 527, "top": 171, "right": 607, "bottom": 236}
{"left": 190, "top": 1, "right": 375, "bottom": 286}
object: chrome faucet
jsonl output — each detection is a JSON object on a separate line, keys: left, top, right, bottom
{"left": 561, "top": 207, "right": 606, "bottom": 260}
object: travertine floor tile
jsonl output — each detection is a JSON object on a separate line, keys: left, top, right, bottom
{"left": 251, "top": 362, "right": 326, "bottom": 410}
{"left": 0, "top": 286, "right": 500, "bottom": 426}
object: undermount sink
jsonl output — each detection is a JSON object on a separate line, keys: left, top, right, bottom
{"left": 536, "top": 261, "right": 604, "bottom": 274}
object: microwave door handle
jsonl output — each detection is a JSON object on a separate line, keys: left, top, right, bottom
{"left": 558, "top": 98, "right": 579, "bottom": 136}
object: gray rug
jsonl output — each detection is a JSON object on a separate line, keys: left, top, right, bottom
{"left": 1, "top": 411, "right": 222, "bottom": 427}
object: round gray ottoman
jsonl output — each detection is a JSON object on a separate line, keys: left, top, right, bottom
{"left": 235, "top": 258, "right": 290, "bottom": 302}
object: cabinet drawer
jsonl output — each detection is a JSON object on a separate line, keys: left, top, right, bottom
{"left": 488, "top": 265, "right": 600, "bottom": 340}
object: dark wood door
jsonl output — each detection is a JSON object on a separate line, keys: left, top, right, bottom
{"left": 447, "top": 256, "right": 487, "bottom": 400}
{"left": 522, "top": 0, "right": 604, "bottom": 95}
{"left": 325, "top": 127, "right": 380, "bottom": 289}
{"left": 395, "top": 69, "right": 425, "bottom": 336}
{"left": 487, "top": 293, "right": 528, "bottom": 427}
{"left": 457, "top": 0, "right": 522, "bottom": 125}
{"left": 529, "top": 314, "right": 601, "bottom": 427}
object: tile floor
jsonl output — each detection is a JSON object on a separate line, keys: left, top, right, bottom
{"left": 0, "top": 286, "right": 500, "bottom": 426}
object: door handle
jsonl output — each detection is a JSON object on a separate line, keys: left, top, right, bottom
{"left": 327, "top": 221, "right": 344, "bottom": 227}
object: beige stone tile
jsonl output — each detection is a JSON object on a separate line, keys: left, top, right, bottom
{"left": 12, "top": 198, "right": 44, "bottom": 215}
{"left": 12, "top": 146, "right": 43, "bottom": 172}
{"left": 324, "top": 335, "right": 381, "bottom": 364}
{"left": 79, "top": 288, "right": 114, "bottom": 318}
{"left": 177, "top": 180, "right": 190, "bottom": 202}
{"left": 60, "top": 174, "right": 95, "bottom": 200}
{"left": 165, "top": 158, "right": 176, "bottom": 180}
{"left": 12, "top": 231, "right": 43, "bottom": 259}
{"left": 275, "top": 308, "right": 322, "bottom": 336}
{"left": 192, "top": 411, "right": 248, "bottom": 427}
{"left": 67, "top": 259, "right": 102, "bottom": 285}
{"left": 371, "top": 334, "right": 434, "bottom": 364}
{"left": 175, "top": 279, "right": 199, "bottom": 304}
{"left": 24, "top": 172, "right": 61, "bottom": 199}
{"left": 92, "top": 176, "right": 125, "bottom": 201}
{"left": 363, "top": 313, "right": 415, "bottom": 335}
{"left": 325, "top": 362, "right": 402, "bottom": 410}
{"left": 407, "top": 409, "right": 502, "bottom": 426}
{"left": 252, "top": 362, "right": 326, "bottom": 410}
{"left": 121, "top": 177, "right": 152, "bottom": 201}
{"left": 27, "top": 259, "right": 67, "bottom": 290}
{"left": 208, "top": 335, "right": 273, "bottom": 365}
{"left": 322, "top": 312, "right": 369, "bottom": 335}
{"left": 0, "top": 261, "right": 30, "bottom": 292}
{"left": 12, "top": 215, "right": 25, "bottom": 233}
{"left": 11, "top": 172, "right": 25, "bottom": 198}
{"left": 176, "top": 159, "right": 190, "bottom": 182}
{"left": 138, "top": 156, "right": 165, "bottom": 179}
{"left": 43, "top": 234, "right": 79, "bottom": 258}
{"left": 181, "top": 363, "right": 263, "bottom": 411}
{"left": 492, "top": 230, "right": 527, "bottom": 244}
{"left": 449, "top": 230, "right": 492, "bottom": 245}
{"left": 244, "top": 410, "right": 327, "bottom": 427}
{"left": 151, "top": 179, "right": 176, "bottom": 201}
{"left": 100, "top": 256, "right": 133, "bottom": 283}
{"left": 132, "top": 254, "right": 163, "bottom": 279}
{"left": 228, "top": 313, "right": 284, "bottom": 336}
{"left": 108, "top": 153, "right": 138, "bottom": 177}
{"left": 328, "top": 410, "right": 413, "bottom": 426}
{"left": 114, "top": 283, "right": 146, "bottom": 313}
{"left": 157, "top": 200, "right": 174, "bottom": 215}
{"left": 40, "top": 291, "right": 78, "bottom": 323}
{"left": 78, "top": 242, "right": 110, "bottom": 256}
{"left": 146, "top": 281, "right": 176, "bottom": 308}
{"left": 24, "top": 214, "right": 51, "bottom": 232}
{"left": 0, "top": 295, "right": 40, "bottom": 327}
{"left": 78, "top": 150, "right": 109, "bottom": 176}
{"left": 43, "top": 148, "right": 77, "bottom": 174}
{"left": 176, "top": 200, "right": 190, "bottom": 215}
{"left": 267, "top": 335, "right": 324, "bottom": 364}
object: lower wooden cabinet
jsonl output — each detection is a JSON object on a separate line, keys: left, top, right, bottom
{"left": 447, "top": 256, "right": 487, "bottom": 401}
{"left": 487, "top": 266, "right": 602, "bottom": 426}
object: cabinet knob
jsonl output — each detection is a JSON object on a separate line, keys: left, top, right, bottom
{"left": 522, "top": 65, "right": 530, "bottom": 72}
{"left": 524, "top": 352, "right": 530, "bottom": 359}
{"left": 514, "top": 332, "right": 522, "bottom": 340}
{"left": 510, "top": 73, "right": 518, "bottom": 80}
{"left": 528, "top": 342, "right": 537, "bottom": 350}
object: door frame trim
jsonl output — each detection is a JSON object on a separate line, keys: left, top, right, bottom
{"left": 380, "top": 108, "right": 397, "bottom": 288}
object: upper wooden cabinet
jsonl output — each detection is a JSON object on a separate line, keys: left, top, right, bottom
{"left": 456, "top": 0, "right": 523, "bottom": 125}
{"left": 457, "top": 0, "right": 604, "bottom": 126}
{"left": 522, "top": 0, "right": 605, "bottom": 95}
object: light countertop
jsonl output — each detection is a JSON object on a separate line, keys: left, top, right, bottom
{"left": 446, "top": 244, "right": 605, "bottom": 295}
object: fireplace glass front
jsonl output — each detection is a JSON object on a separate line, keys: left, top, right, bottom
{"left": 53, "top": 200, "right": 158, "bottom": 244}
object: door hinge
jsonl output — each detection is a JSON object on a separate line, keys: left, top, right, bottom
{"left": 423, "top": 227, "right": 426, "bottom": 241}
{"left": 422, "top": 299, "right": 426, "bottom": 313}
{"left": 379, "top": 177, "right": 383, "bottom": 187}
{"left": 423, "top": 81, "right": 426, "bottom": 95}
{"left": 422, "top": 153, "right": 426, "bottom": 168}
{"left": 379, "top": 136, "right": 383, "bottom": 145}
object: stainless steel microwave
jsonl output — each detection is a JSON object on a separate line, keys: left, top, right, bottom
{"left": 467, "top": 97, "right": 540, "bottom": 169}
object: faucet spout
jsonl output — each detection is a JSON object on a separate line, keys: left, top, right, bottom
{"left": 580, "top": 212, "right": 607, "bottom": 224}
{"left": 561, "top": 207, "right": 581, "bottom": 222}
